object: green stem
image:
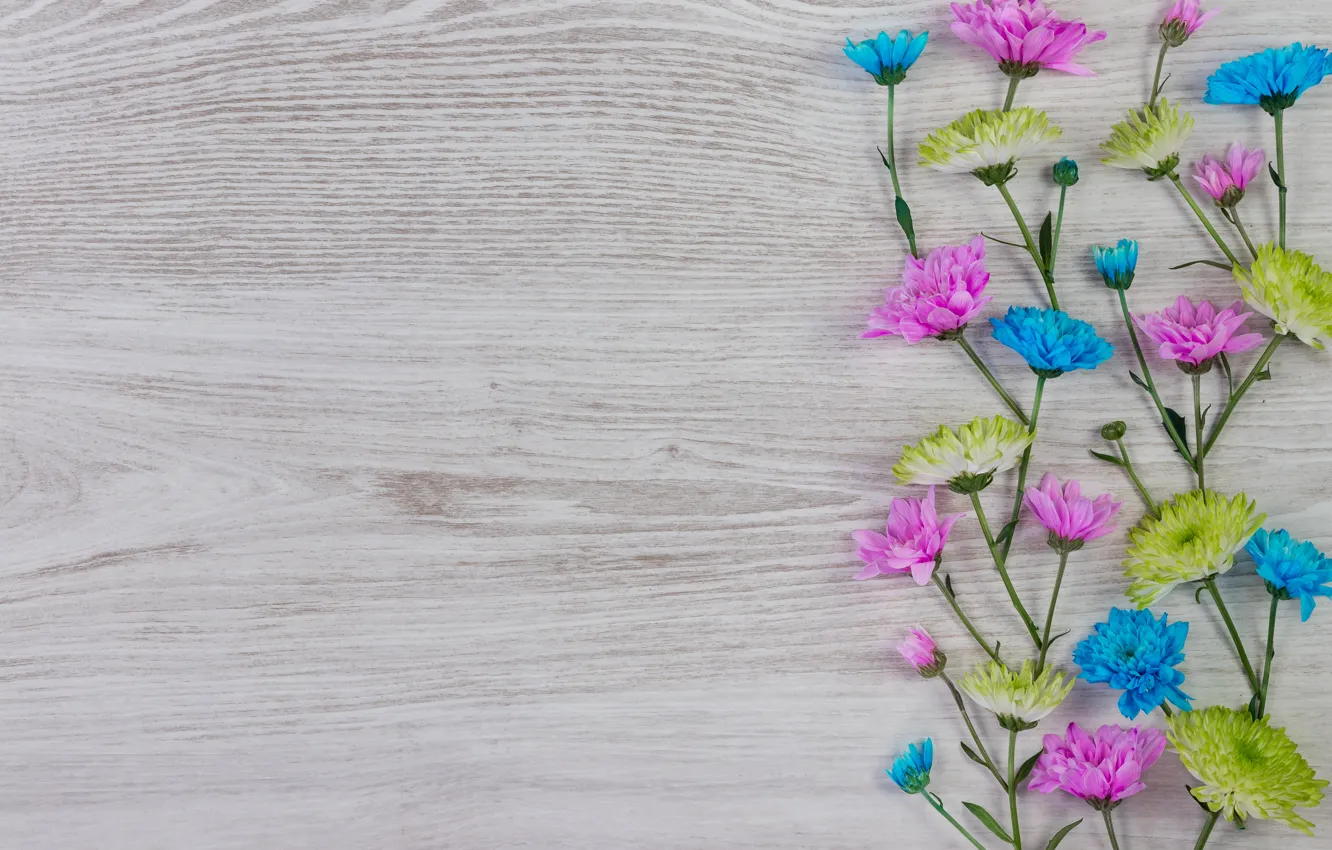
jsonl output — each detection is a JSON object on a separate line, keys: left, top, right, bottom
{"left": 1168, "top": 172, "right": 1242, "bottom": 268}
{"left": 1192, "top": 373, "right": 1205, "bottom": 490}
{"left": 1192, "top": 811, "right": 1221, "bottom": 850}
{"left": 995, "top": 182, "right": 1059, "bottom": 310}
{"left": 1003, "top": 75, "right": 1021, "bottom": 112}
{"left": 968, "top": 492, "right": 1043, "bottom": 648}
{"left": 1036, "top": 550, "right": 1069, "bottom": 674}
{"left": 999, "top": 377, "right": 1045, "bottom": 563}
{"left": 1049, "top": 185, "right": 1067, "bottom": 273}
{"left": 933, "top": 573, "right": 1004, "bottom": 665}
{"left": 1160, "top": 702, "right": 1174, "bottom": 718}
{"left": 1230, "top": 207, "right": 1259, "bottom": 259}
{"left": 925, "top": 793, "right": 992, "bottom": 850}
{"left": 1115, "top": 438, "right": 1160, "bottom": 518}
{"left": 1103, "top": 808, "right": 1122, "bottom": 850}
{"left": 1116, "top": 288, "right": 1193, "bottom": 464}
{"left": 1202, "top": 333, "right": 1286, "bottom": 457}
{"left": 956, "top": 335, "right": 1029, "bottom": 425}
{"left": 1257, "top": 593, "right": 1279, "bottom": 718}
{"left": 886, "top": 84, "right": 919, "bottom": 258}
{"left": 1007, "top": 729, "right": 1023, "bottom": 850}
{"left": 942, "top": 672, "right": 1007, "bottom": 790}
{"left": 1148, "top": 42, "right": 1170, "bottom": 109}
{"left": 1275, "top": 108, "right": 1287, "bottom": 249}
{"left": 1203, "top": 576, "right": 1261, "bottom": 695}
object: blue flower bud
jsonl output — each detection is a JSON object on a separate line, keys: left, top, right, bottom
{"left": 1092, "top": 239, "right": 1139, "bottom": 290}
{"left": 1053, "top": 157, "right": 1080, "bottom": 187}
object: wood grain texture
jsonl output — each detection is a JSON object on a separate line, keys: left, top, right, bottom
{"left": 1, "top": 0, "right": 1331, "bottom": 847}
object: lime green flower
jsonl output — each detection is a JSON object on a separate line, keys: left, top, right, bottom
{"left": 1169, "top": 706, "right": 1327, "bottom": 835}
{"left": 1237, "top": 243, "right": 1332, "bottom": 349}
{"left": 958, "top": 660, "right": 1074, "bottom": 731}
{"left": 1124, "top": 489, "right": 1265, "bottom": 608}
{"left": 1100, "top": 99, "right": 1194, "bottom": 179}
{"left": 893, "top": 415, "right": 1035, "bottom": 493}
{"left": 919, "top": 108, "right": 1062, "bottom": 186}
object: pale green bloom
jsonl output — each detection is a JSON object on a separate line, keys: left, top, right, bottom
{"left": 958, "top": 660, "right": 1074, "bottom": 731}
{"left": 919, "top": 108, "right": 1061, "bottom": 185}
{"left": 1124, "top": 489, "right": 1264, "bottom": 608}
{"left": 1237, "top": 243, "right": 1332, "bottom": 349}
{"left": 893, "top": 415, "right": 1035, "bottom": 492}
{"left": 1169, "top": 706, "right": 1327, "bottom": 836}
{"left": 1100, "top": 99, "right": 1194, "bottom": 179}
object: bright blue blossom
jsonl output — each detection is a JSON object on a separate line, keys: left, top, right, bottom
{"left": 1204, "top": 43, "right": 1332, "bottom": 113}
{"left": 887, "top": 738, "right": 933, "bottom": 794}
{"left": 1247, "top": 529, "right": 1332, "bottom": 621}
{"left": 844, "top": 30, "right": 929, "bottom": 86}
{"left": 1092, "top": 239, "right": 1138, "bottom": 291}
{"left": 1074, "top": 608, "right": 1192, "bottom": 720}
{"left": 990, "top": 307, "right": 1114, "bottom": 376}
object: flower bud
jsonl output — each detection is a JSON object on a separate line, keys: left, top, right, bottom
{"left": 1101, "top": 421, "right": 1127, "bottom": 441}
{"left": 1053, "top": 157, "right": 1080, "bottom": 187}
{"left": 898, "top": 626, "right": 947, "bottom": 678}
{"left": 1092, "top": 240, "right": 1138, "bottom": 291}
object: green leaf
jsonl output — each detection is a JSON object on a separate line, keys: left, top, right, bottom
{"left": 1194, "top": 584, "right": 1207, "bottom": 604}
{"left": 1044, "top": 819, "right": 1083, "bottom": 850}
{"left": 995, "top": 520, "right": 1020, "bottom": 547}
{"left": 877, "top": 147, "right": 895, "bottom": 174}
{"left": 1219, "top": 352, "right": 1235, "bottom": 397}
{"left": 1170, "top": 259, "right": 1234, "bottom": 271}
{"left": 1038, "top": 211, "right": 1054, "bottom": 270}
{"left": 963, "top": 801, "right": 1014, "bottom": 844}
{"left": 1256, "top": 368, "right": 1272, "bottom": 382}
{"left": 1044, "top": 630, "right": 1071, "bottom": 651}
{"left": 945, "top": 574, "right": 956, "bottom": 598}
{"left": 895, "top": 196, "right": 916, "bottom": 246}
{"left": 1129, "top": 371, "right": 1149, "bottom": 391}
{"left": 981, "top": 232, "right": 1030, "bottom": 251}
{"left": 960, "top": 741, "right": 987, "bottom": 766}
{"left": 1248, "top": 693, "right": 1262, "bottom": 720}
{"left": 1014, "top": 750, "right": 1043, "bottom": 785}
{"left": 1089, "top": 450, "right": 1125, "bottom": 467}
{"left": 1185, "top": 786, "right": 1213, "bottom": 814}
{"left": 1269, "top": 162, "right": 1286, "bottom": 190}
{"left": 1163, "top": 407, "right": 1189, "bottom": 456}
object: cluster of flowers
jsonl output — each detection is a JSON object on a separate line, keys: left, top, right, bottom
{"left": 844, "top": 2, "right": 1332, "bottom": 848}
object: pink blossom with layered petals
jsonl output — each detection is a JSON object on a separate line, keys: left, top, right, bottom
{"left": 1023, "top": 473, "right": 1121, "bottom": 545}
{"left": 950, "top": 0, "right": 1107, "bottom": 77}
{"left": 1162, "top": 0, "right": 1219, "bottom": 37}
{"left": 853, "top": 486, "right": 963, "bottom": 584}
{"left": 863, "top": 236, "right": 992, "bottom": 344}
{"left": 1028, "top": 723, "right": 1167, "bottom": 805}
{"left": 898, "top": 626, "right": 939, "bottom": 672}
{"left": 1133, "top": 296, "right": 1264, "bottom": 367}
{"left": 1193, "top": 144, "right": 1264, "bottom": 206}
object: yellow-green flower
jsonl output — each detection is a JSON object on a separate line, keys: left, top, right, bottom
{"left": 919, "top": 108, "right": 1062, "bottom": 186}
{"left": 1124, "top": 489, "right": 1264, "bottom": 608}
{"left": 893, "top": 415, "right": 1035, "bottom": 493}
{"left": 1237, "top": 243, "right": 1332, "bottom": 349}
{"left": 1169, "top": 706, "right": 1327, "bottom": 835}
{"left": 1100, "top": 99, "right": 1194, "bottom": 179}
{"left": 958, "top": 660, "right": 1074, "bottom": 731}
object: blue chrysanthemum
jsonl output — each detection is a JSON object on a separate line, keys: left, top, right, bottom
{"left": 1247, "top": 529, "right": 1332, "bottom": 621}
{"left": 1204, "top": 43, "right": 1332, "bottom": 113}
{"left": 844, "top": 30, "right": 929, "bottom": 86}
{"left": 1074, "top": 608, "right": 1192, "bottom": 720}
{"left": 887, "top": 738, "right": 933, "bottom": 794}
{"left": 1092, "top": 239, "right": 1138, "bottom": 291}
{"left": 990, "top": 306, "right": 1114, "bottom": 376}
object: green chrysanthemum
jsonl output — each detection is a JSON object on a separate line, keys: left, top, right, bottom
{"left": 1169, "top": 706, "right": 1327, "bottom": 835}
{"left": 1124, "top": 489, "right": 1265, "bottom": 608}
{"left": 1100, "top": 99, "right": 1194, "bottom": 179}
{"left": 892, "top": 415, "right": 1035, "bottom": 492}
{"left": 919, "top": 108, "right": 1062, "bottom": 186}
{"left": 1237, "top": 243, "right": 1332, "bottom": 349}
{"left": 958, "top": 660, "right": 1074, "bottom": 731}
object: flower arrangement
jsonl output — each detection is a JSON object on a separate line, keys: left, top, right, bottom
{"left": 845, "top": 2, "right": 1330, "bottom": 847}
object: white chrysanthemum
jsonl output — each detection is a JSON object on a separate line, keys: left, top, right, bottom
{"left": 919, "top": 108, "right": 1061, "bottom": 179}
{"left": 1101, "top": 99, "right": 1194, "bottom": 175}
{"left": 1237, "top": 243, "right": 1332, "bottom": 349}
{"left": 959, "top": 660, "right": 1074, "bottom": 731}
{"left": 892, "top": 415, "right": 1035, "bottom": 489}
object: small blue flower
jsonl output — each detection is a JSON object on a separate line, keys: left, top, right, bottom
{"left": 1092, "top": 239, "right": 1138, "bottom": 291}
{"left": 1074, "top": 608, "right": 1192, "bottom": 720}
{"left": 887, "top": 738, "right": 933, "bottom": 794}
{"left": 1247, "top": 529, "right": 1332, "bottom": 621}
{"left": 1052, "top": 157, "right": 1079, "bottom": 188}
{"left": 990, "top": 307, "right": 1114, "bottom": 377}
{"left": 844, "top": 30, "right": 929, "bottom": 86}
{"left": 1204, "top": 43, "right": 1332, "bottom": 113}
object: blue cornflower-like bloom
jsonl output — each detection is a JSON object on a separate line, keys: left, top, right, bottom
{"left": 844, "top": 30, "right": 929, "bottom": 86}
{"left": 1204, "top": 43, "right": 1332, "bottom": 113}
{"left": 1074, "top": 608, "right": 1192, "bottom": 720}
{"left": 1092, "top": 239, "right": 1138, "bottom": 291}
{"left": 991, "top": 307, "right": 1114, "bottom": 377}
{"left": 1247, "top": 529, "right": 1332, "bottom": 621}
{"left": 887, "top": 738, "right": 933, "bottom": 794}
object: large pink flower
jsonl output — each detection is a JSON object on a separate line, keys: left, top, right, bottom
{"left": 1193, "top": 144, "right": 1264, "bottom": 207}
{"left": 1133, "top": 296, "right": 1264, "bottom": 367}
{"left": 863, "top": 236, "right": 992, "bottom": 344}
{"left": 1029, "top": 723, "right": 1167, "bottom": 807}
{"left": 1162, "top": 0, "right": 1219, "bottom": 38}
{"left": 1023, "top": 473, "right": 1121, "bottom": 548}
{"left": 950, "top": 0, "right": 1106, "bottom": 77}
{"left": 853, "top": 486, "right": 963, "bottom": 584}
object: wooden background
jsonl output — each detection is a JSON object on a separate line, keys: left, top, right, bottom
{"left": 1, "top": 0, "right": 1330, "bottom": 847}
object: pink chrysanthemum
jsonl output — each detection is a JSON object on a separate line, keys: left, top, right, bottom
{"left": 863, "top": 236, "right": 992, "bottom": 344}
{"left": 1133, "top": 296, "right": 1264, "bottom": 368}
{"left": 853, "top": 486, "right": 963, "bottom": 584}
{"left": 950, "top": 0, "right": 1106, "bottom": 78}
{"left": 1162, "top": 0, "right": 1219, "bottom": 40}
{"left": 1023, "top": 473, "right": 1121, "bottom": 551}
{"left": 1193, "top": 144, "right": 1263, "bottom": 207}
{"left": 1029, "top": 723, "right": 1167, "bottom": 809}
{"left": 898, "top": 626, "right": 943, "bottom": 675}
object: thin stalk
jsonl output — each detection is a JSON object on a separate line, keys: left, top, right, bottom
{"left": 995, "top": 182, "right": 1058, "bottom": 309}
{"left": 1036, "top": 550, "right": 1069, "bottom": 674}
{"left": 1275, "top": 108, "right": 1287, "bottom": 249}
{"left": 1192, "top": 811, "right": 1221, "bottom": 850}
{"left": 1202, "top": 333, "right": 1286, "bottom": 457}
{"left": 956, "top": 335, "right": 1029, "bottom": 425}
{"left": 1230, "top": 206, "right": 1260, "bottom": 259}
{"left": 1007, "top": 730, "right": 1023, "bottom": 850}
{"left": 1257, "top": 594, "right": 1279, "bottom": 718}
{"left": 1192, "top": 373, "right": 1205, "bottom": 490}
{"left": 1117, "top": 289, "right": 1193, "bottom": 463}
{"left": 1049, "top": 185, "right": 1067, "bottom": 273}
{"left": 1168, "top": 171, "right": 1242, "bottom": 268}
{"left": 932, "top": 573, "right": 1004, "bottom": 665}
{"left": 925, "top": 793, "right": 992, "bottom": 850}
{"left": 942, "top": 672, "right": 1007, "bottom": 790}
{"left": 1003, "top": 75, "right": 1021, "bottom": 112}
{"left": 999, "top": 377, "right": 1045, "bottom": 563}
{"left": 968, "top": 493, "right": 1043, "bottom": 648}
{"left": 1203, "top": 576, "right": 1261, "bottom": 695}
{"left": 1148, "top": 42, "right": 1170, "bottom": 109}
{"left": 1115, "top": 438, "right": 1160, "bottom": 518}
{"left": 1103, "top": 809, "right": 1122, "bottom": 850}
{"left": 885, "top": 84, "right": 918, "bottom": 258}
{"left": 1160, "top": 702, "right": 1174, "bottom": 718}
